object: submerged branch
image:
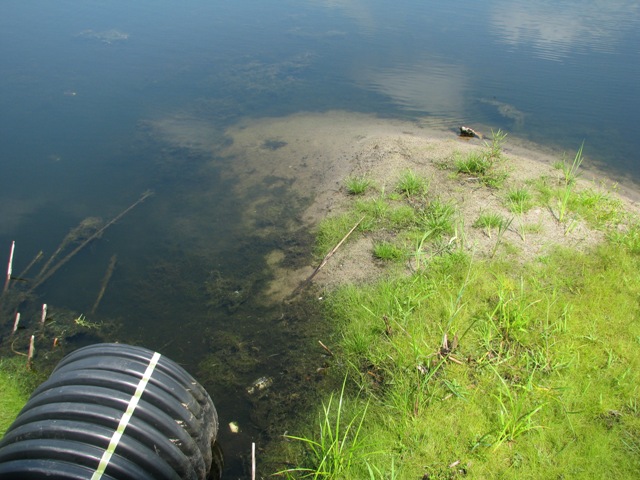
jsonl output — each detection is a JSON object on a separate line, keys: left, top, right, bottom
{"left": 91, "top": 254, "right": 118, "bottom": 315}
{"left": 29, "top": 190, "right": 153, "bottom": 292}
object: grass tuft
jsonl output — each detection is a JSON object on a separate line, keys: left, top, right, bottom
{"left": 373, "top": 241, "right": 404, "bottom": 261}
{"left": 345, "top": 175, "right": 373, "bottom": 195}
{"left": 396, "top": 170, "right": 428, "bottom": 197}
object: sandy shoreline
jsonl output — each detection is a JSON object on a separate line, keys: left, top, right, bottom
{"left": 148, "top": 110, "right": 640, "bottom": 299}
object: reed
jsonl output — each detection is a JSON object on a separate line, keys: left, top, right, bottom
{"left": 277, "top": 377, "right": 372, "bottom": 478}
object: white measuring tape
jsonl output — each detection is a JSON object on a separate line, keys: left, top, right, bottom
{"left": 91, "top": 351, "right": 162, "bottom": 480}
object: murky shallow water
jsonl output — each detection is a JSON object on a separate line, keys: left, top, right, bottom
{"left": 1, "top": 0, "right": 639, "bottom": 475}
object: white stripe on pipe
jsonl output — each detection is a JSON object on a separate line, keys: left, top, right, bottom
{"left": 91, "top": 351, "right": 162, "bottom": 480}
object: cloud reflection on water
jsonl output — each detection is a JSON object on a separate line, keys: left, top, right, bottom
{"left": 490, "top": 0, "right": 640, "bottom": 61}
{"left": 361, "top": 59, "right": 467, "bottom": 118}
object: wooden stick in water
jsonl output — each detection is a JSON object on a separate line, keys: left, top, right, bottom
{"left": 3, "top": 240, "right": 15, "bottom": 293}
{"left": 251, "top": 442, "right": 256, "bottom": 480}
{"left": 30, "top": 190, "right": 153, "bottom": 292}
{"left": 27, "top": 335, "right": 35, "bottom": 368}
{"left": 40, "top": 303, "right": 47, "bottom": 326}
{"left": 11, "top": 312, "right": 20, "bottom": 335}
{"left": 91, "top": 254, "right": 117, "bottom": 315}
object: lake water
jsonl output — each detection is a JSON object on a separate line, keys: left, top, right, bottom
{"left": 1, "top": 0, "right": 639, "bottom": 475}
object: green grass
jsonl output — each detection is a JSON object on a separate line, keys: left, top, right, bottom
{"left": 276, "top": 378, "right": 374, "bottom": 479}
{"left": 533, "top": 146, "right": 625, "bottom": 232}
{"left": 419, "top": 200, "right": 457, "bottom": 238}
{"left": 0, "top": 357, "right": 37, "bottom": 437}
{"left": 285, "top": 142, "right": 640, "bottom": 478}
{"left": 306, "top": 239, "right": 640, "bottom": 478}
{"left": 345, "top": 176, "right": 373, "bottom": 195}
{"left": 473, "top": 212, "right": 509, "bottom": 238}
{"left": 373, "top": 241, "right": 404, "bottom": 261}
{"left": 396, "top": 170, "right": 429, "bottom": 197}
{"left": 314, "top": 212, "right": 364, "bottom": 258}
{"left": 506, "top": 187, "right": 533, "bottom": 214}
{"left": 454, "top": 129, "right": 509, "bottom": 188}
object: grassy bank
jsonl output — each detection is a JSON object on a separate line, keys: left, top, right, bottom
{"left": 276, "top": 136, "right": 640, "bottom": 478}
{"left": 0, "top": 357, "right": 42, "bottom": 437}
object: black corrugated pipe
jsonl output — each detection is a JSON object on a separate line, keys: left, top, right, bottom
{"left": 0, "top": 343, "right": 223, "bottom": 479}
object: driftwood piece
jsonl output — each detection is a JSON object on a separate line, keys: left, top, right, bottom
{"left": 288, "top": 215, "right": 365, "bottom": 300}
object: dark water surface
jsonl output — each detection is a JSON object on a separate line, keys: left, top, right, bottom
{"left": 1, "top": 0, "right": 639, "bottom": 475}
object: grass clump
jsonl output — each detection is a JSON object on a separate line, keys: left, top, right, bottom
{"left": 345, "top": 175, "right": 373, "bottom": 195}
{"left": 418, "top": 200, "right": 457, "bottom": 238}
{"left": 373, "top": 241, "right": 404, "bottom": 261}
{"left": 276, "top": 378, "right": 374, "bottom": 479}
{"left": 473, "top": 212, "right": 509, "bottom": 238}
{"left": 455, "top": 129, "right": 509, "bottom": 188}
{"left": 534, "top": 145, "right": 626, "bottom": 231}
{"left": 315, "top": 212, "right": 364, "bottom": 258}
{"left": 396, "top": 170, "right": 428, "bottom": 197}
{"left": 506, "top": 187, "right": 533, "bottom": 214}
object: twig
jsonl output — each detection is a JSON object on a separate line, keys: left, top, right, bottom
{"left": 91, "top": 254, "right": 117, "bottom": 314}
{"left": 288, "top": 215, "right": 365, "bottom": 299}
{"left": 11, "top": 339, "right": 28, "bottom": 357}
{"left": 29, "top": 191, "right": 153, "bottom": 292}
{"left": 318, "top": 340, "right": 334, "bottom": 357}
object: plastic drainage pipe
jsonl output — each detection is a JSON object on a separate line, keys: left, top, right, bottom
{"left": 0, "top": 343, "right": 223, "bottom": 480}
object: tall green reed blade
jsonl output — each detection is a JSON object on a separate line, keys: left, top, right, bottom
{"left": 278, "top": 377, "right": 371, "bottom": 478}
